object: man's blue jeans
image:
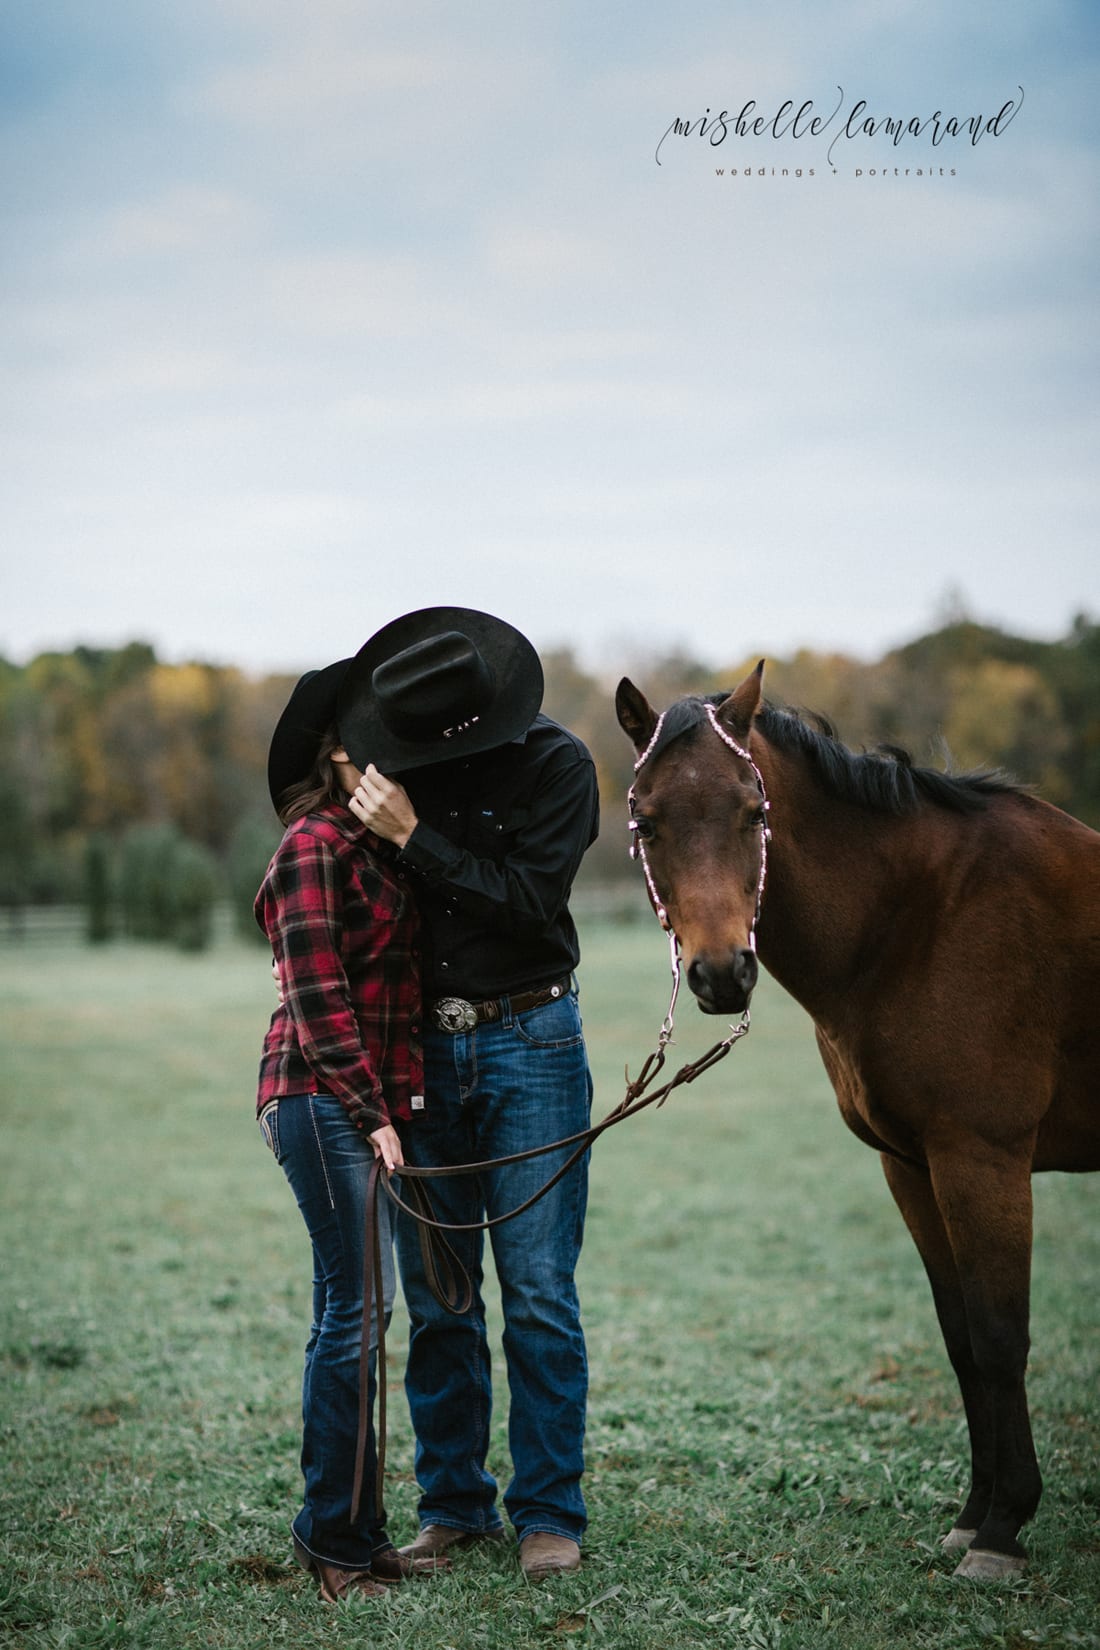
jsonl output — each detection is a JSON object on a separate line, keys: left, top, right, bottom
{"left": 395, "top": 991, "right": 592, "bottom": 1544}
{"left": 260, "top": 1091, "right": 396, "bottom": 1570}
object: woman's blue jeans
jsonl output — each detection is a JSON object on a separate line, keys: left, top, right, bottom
{"left": 260, "top": 1091, "right": 396, "bottom": 1569}
{"left": 395, "top": 991, "right": 592, "bottom": 1544}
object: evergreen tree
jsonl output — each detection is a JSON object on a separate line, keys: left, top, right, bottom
{"left": 83, "top": 832, "right": 115, "bottom": 944}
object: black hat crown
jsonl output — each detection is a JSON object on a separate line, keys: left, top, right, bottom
{"left": 338, "top": 607, "right": 543, "bottom": 773}
{"left": 373, "top": 632, "right": 495, "bottom": 741}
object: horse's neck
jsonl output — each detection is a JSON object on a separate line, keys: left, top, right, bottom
{"left": 752, "top": 739, "right": 937, "bottom": 1023}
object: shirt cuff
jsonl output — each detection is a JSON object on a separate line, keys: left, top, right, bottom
{"left": 398, "top": 821, "right": 463, "bottom": 879}
{"left": 343, "top": 1082, "right": 387, "bottom": 1131}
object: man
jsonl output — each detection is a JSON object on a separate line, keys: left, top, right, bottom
{"left": 337, "top": 607, "right": 599, "bottom": 1581}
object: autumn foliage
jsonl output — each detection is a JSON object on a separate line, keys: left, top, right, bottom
{"left": 1, "top": 616, "right": 1097, "bottom": 945}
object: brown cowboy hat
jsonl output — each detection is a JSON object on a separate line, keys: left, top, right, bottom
{"left": 337, "top": 607, "right": 543, "bottom": 773}
{"left": 267, "top": 657, "right": 353, "bottom": 809}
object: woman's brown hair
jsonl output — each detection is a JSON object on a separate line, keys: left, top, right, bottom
{"left": 275, "top": 726, "right": 347, "bottom": 826}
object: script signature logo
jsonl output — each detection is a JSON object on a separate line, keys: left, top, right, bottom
{"left": 654, "top": 86, "right": 1025, "bottom": 169}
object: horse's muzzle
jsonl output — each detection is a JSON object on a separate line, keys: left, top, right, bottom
{"left": 687, "top": 948, "right": 758, "bottom": 1014}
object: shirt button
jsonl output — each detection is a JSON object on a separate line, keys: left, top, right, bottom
{"left": 441, "top": 961, "right": 450, "bottom": 970}
{"left": 449, "top": 810, "right": 459, "bottom": 819}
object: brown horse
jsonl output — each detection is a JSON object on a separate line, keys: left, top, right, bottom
{"left": 616, "top": 664, "right": 1099, "bottom": 1579}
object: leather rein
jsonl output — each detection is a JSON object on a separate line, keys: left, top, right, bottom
{"left": 351, "top": 703, "right": 771, "bottom": 1521}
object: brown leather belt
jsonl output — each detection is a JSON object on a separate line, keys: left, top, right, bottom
{"left": 430, "top": 977, "right": 572, "bottom": 1033}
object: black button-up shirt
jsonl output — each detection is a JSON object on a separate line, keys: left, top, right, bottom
{"left": 396, "top": 715, "right": 599, "bottom": 1001}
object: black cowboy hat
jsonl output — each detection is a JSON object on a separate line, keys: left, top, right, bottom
{"left": 337, "top": 607, "right": 544, "bottom": 773}
{"left": 267, "top": 657, "right": 353, "bottom": 809}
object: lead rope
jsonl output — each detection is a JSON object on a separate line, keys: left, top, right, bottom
{"left": 350, "top": 998, "right": 748, "bottom": 1529}
{"left": 350, "top": 1157, "right": 386, "bottom": 1525}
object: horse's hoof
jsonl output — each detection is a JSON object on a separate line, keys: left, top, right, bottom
{"left": 953, "top": 1547, "right": 1026, "bottom": 1581}
{"left": 940, "top": 1527, "right": 978, "bottom": 1552}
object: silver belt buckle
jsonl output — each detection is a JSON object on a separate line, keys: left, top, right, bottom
{"left": 432, "top": 996, "right": 479, "bottom": 1033}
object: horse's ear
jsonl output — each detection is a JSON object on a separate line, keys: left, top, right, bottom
{"left": 616, "top": 678, "right": 659, "bottom": 751}
{"left": 717, "top": 660, "right": 764, "bottom": 741}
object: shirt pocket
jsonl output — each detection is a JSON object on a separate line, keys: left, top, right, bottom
{"left": 469, "top": 801, "right": 530, "bottom": 859}
{"left": 345, "top": 866, "right": 409, "bottom": 932}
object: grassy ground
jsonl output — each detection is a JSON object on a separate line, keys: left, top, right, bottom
{"left": 1, "top": 924, "right": 1097, "bottom": 1650}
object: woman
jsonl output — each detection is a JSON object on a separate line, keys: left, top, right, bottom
{"left": 254, "top": 659, "right": 442, "bottom": 1603}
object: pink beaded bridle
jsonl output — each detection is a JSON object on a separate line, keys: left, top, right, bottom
{"left": 627, "top": 700, "right": 772, "bottom": 1052}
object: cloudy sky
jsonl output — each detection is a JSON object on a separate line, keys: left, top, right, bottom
{"left": 3, "top": 0, "right": 1096, "bottom": 677}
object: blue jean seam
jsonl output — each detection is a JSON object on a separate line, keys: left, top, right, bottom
{"left": 306, "top": 1093, "right": 337, "bottom": 1210}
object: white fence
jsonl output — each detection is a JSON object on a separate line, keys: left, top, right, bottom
{"left": 0, "top": 885, "right": 650, "bottom": 949}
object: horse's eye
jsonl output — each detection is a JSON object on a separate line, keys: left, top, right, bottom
{"left": 631, "top": 815, "right": 655, "bottom": 842}
{"left": 745, "top": 804, "right": 767, "bottom": 832}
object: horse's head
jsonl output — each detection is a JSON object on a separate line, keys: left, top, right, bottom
{"left": 616, "top": 663, "right": 769, "bottom": 1016}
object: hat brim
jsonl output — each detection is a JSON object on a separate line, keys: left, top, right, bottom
{"left": 267, "top": 657, "right": 353, "bottom": 809}
{"left": 337, "top": 607, "right": 543, "bottom": 773}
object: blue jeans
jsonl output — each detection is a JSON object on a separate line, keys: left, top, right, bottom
{"left": 260, "top": 1091, "right": 397, "bottom": 1569}
{"left": 395, "top": 991, "right": 592, "bottom": 1544}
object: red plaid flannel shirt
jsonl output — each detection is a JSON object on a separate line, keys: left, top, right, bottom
{"left": 254, "top": 803, "right": 423, "bottom": 1132}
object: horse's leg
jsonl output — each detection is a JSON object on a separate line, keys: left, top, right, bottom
{"left": 879, "top": 1155, "right": 995, "bottom": 1548}
{"left": 885, "top": 1148, "right": 1040, "bottom": 1577}
{"left": 927, "top": 1147, "right": 1039, "bottom": 1577}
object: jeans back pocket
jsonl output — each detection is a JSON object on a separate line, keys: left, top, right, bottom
{"left": 258, "top": 1099, "right": 281, "bottom": 1159}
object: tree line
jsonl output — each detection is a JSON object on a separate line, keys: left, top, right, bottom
{"left": 1, "top": 613, "right": 1097, "bottom": 947}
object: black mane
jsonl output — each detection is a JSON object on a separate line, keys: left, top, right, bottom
{"left": 672, "top": 693, "right": 1025, "bottom": 816}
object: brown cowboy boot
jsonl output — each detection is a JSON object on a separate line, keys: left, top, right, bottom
{"left": 292, "top": 1535, "right": 389, "bottom": 1602}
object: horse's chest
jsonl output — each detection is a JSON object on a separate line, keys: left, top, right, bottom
{"left": 813, "top": 1026, "right": 924, "bottom": 1163}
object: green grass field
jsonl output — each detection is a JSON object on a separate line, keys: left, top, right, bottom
{"left": 1, "top": 924, "right": 1097, "bottom": 1650}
